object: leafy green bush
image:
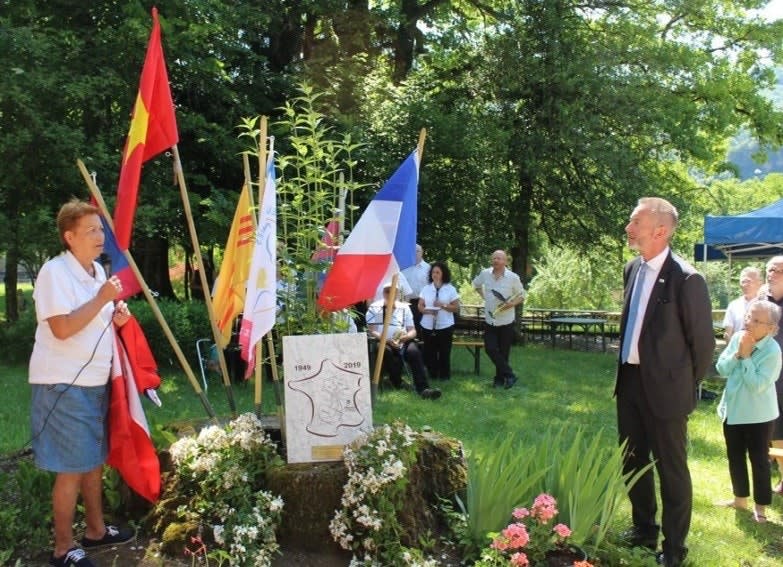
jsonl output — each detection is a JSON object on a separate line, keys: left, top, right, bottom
{"left": 128, "top": 298, "right": 211, "bottom": 370}
{"left": 0, "top": 459, "right": 54, "bottom": 563}
{"left": 456, "top": 427, "right": 651, "bottom": 560}
{"left": 526, "top": 246, "right": 622, "bottom": 310}
{"left": 0, "top": 308, "right": 37, "bottom": 364}
{"left": 0, "top": 296, "right": 211, "bottom": 371}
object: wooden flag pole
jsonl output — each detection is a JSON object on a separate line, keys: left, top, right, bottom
{"left": 371, "top": 273, "right": 399, "bottom": 404}
{"left": 76, "top": 159, "right": 218, "bottom": 421}
{"left": 171, "top": 144, "right": 238, "bottom": 417}
{"left": 253, "top": 117, "right": 268, "bottom": 418}
{"left": 241, "top": 149, "right": 265, "bottom": 419}
{"left": 417, "top": 128, "right": 427, "bottom": 162}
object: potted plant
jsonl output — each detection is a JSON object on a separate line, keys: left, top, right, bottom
{"left": 476, "top": 493, "right": 593, "bottom": 567}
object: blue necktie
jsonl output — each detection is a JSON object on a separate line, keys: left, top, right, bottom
{"left": 621, "top": 262, "right": 647, "bottom": 363}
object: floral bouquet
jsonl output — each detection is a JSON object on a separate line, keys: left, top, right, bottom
{"left": 476, "top": 494, "right": 593, "bottom": 567}
{"left": 169, "top": 413, "right": 284, "bottom": 567}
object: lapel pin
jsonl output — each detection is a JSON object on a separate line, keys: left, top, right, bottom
{"left": 658, "top": 278, "right": 665, "bottom": 283}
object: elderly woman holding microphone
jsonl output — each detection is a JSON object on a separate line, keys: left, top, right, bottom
{"left": 715, "top": 299, "right": 782, "bottom": 523}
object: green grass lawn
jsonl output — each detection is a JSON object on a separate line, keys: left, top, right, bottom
{"left": 3, "top": 343, "right": 783, "bottom": 565}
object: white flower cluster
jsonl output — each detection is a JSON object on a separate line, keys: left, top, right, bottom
{"left": 330, "top": 422, "right": 431, "bottom": 565}
{"left": 169, "top": 413, "right": 277, "bottom": 481}
{"left": 221, "top": 491, "right": 282, "bottom": 567}
{"left": 168, "top": 413, "right": 283, "bottom": 567}
{"left": 169, "top": 423, "right": 229, "bottom": 477}
{"left": 228, "top": 412, "right": 276, "bottom": 452}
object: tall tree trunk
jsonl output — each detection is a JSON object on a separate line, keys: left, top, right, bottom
{"left": 393, "top": 0, "right": 418, "bottom": 83}
{"left": 133, "top": 235, "right": 175, "bottom": 299}
{"left": 393, "top": 0, "right": 448, "bottom": 83}
{"left": 511, "top": 170, "right": 533, "bottom": 286}
{"left": 4, "top": 243, "right": 20, "bottom": 322}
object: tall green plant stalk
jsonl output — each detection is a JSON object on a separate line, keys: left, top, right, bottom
{"left": 236, "top": 84, "right": 368, "bottom": 337}
{"left": 459, "top": 427, "right": 653, "bottom": 560}
{"left": 457, "top": 435, "right": 548, "bottom": 557}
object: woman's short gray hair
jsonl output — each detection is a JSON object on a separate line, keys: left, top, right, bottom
{"left": 751, "top": 299, "right": 781, "bottom": 330}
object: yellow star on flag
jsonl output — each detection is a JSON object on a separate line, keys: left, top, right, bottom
{"left": 124, "top": 92, "right": 149, "bottom": 164}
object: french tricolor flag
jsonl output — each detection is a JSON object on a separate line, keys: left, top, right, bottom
{"left": 107, "top": 318, "right": 161, "bottom": 502}
{"left": 317, "top": 150, "right": 418, "bottom": 311}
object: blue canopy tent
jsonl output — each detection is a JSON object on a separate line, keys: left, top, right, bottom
{"left": 696, "top": 198, "right": 783, "bottom": 263}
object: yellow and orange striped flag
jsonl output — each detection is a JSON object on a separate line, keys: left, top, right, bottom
{"left": 212, "top": 184, "right": 255, "bottom": 347}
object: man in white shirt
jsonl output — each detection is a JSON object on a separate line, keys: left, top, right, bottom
{"left": 722, "top": 267, "right": 762, "bottom": 341}
{"left": 401, "top": 244, "right": 430, "bottom": 335}
{"left": 366, "top": 283, "right": 441, "bottom": 399}
{"left": 472, "top": 250, "right": 526, "bottom": 389}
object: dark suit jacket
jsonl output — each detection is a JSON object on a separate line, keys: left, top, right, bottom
{"left": 615, "top": 251, "right": 715, "bottom": 420}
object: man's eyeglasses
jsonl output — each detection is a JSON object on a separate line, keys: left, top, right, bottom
{"left": 767, "top": 267, "right": 783, "bottom": 275}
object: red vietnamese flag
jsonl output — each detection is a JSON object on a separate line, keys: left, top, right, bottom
{"left": 113, "top": 7, "right": 179, "bottom": 251}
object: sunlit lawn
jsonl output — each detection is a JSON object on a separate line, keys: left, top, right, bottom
{"left": 3, "top": 342, "right": 783, "bottom": 565}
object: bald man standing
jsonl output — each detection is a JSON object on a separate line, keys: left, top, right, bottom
{"left": 472, "top": 250, "right": 526, "bottom": 389}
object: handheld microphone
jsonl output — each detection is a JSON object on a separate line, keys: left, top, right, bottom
{"left": 99, "top": 252, "right": 112, "bottom": 279}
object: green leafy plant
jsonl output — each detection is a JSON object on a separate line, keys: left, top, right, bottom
{"left": 455, "top": 427, "right": 652, "bottom": 560}
{"left": 248, "top": 84, "right": 367, "bottom": 338}
{"left": 0, "top": 459, "right": 54, "bottom": 563}
{"left": 455, "top": 435, "right": 548, "bottom": 557}
{"left": 523, "top": 428, "right": 651, "bottom": 553}
{"left": 168, "top": 413, "right": 284, "bottom": 566}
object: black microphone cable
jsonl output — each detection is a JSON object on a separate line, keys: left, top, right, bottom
{"left": 23, "top": 313, "right": 115, "bottom": 451}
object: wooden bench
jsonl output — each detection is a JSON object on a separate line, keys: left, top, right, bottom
{"left": 770, "top": 447, "right": 783, "bottom": 458}
{"left": 453, "top": 337, "right": 483, "bottom": 375}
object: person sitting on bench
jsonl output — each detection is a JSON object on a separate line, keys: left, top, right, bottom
{"left": 366, "top": 282, "right": 441, "bottom": 400}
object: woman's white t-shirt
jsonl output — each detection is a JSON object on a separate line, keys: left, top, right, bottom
{"left": 28, "top": 251, "right": 114, "bottom": 386}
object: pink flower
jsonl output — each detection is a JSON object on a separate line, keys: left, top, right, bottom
{"left": 501, "top": 522, "right": 530, "bottom": 549}
{"left": 510, "top": 552, "right": 529, "bottom": 566}
{"left": 491, "top": 537, "right": 509, "bottom": 551}
{"left": 531, "top": 493, "right": 558, "bottom": 523}
{"left": 553, "top": 523, "right": 572, "bottom": 538}
{"left": 512, "top": 507, "right": 530, "bottom": 520}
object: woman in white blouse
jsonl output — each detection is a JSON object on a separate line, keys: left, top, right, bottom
{"left": 418, "top": 261, "right": 460, "bottom": 380}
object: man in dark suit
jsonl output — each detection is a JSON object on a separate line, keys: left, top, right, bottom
{"left": 615, "top": 197, "right": 715, "bottom": 567}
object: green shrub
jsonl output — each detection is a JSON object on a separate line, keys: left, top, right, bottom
{"left": 0, "top": 297, "right": 211, "bottom": 371}
{"left": 0, "top": 459, "right": 54, "bottom": 563}
{"left": 0, "top": 309, "right": 37, "bottom": 364}
{"left": 128, "top": 298, "right": 211, "bottom": 370}
{"left": 457, "top": 427, "right": 652, "bottom": 560}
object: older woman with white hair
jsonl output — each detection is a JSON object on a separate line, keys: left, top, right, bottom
{"left": 716, "top": 299, "right": 782, "bottom": 523}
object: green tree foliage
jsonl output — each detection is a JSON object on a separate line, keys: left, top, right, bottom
{"left": 353, "top": 1, "right": 783, "bottom": 280}
{"left": 526, "top": 244, "right": 623, "bottom": 310}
